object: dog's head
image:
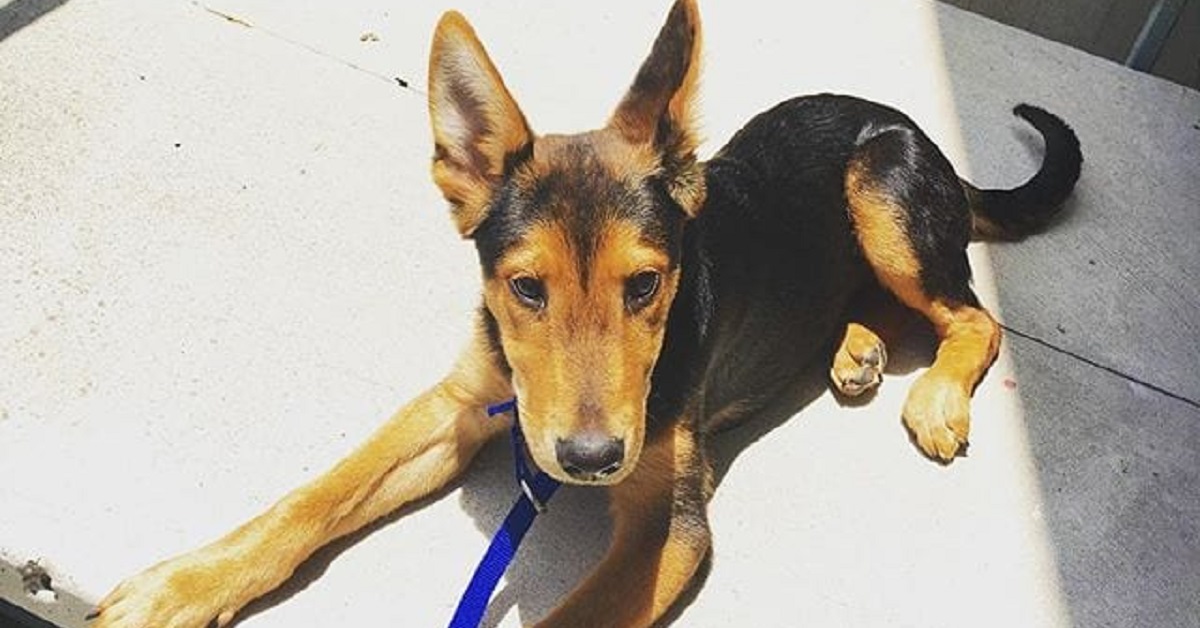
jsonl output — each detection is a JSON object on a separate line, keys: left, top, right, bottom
{"left": 427, "top": 0, "right": 703, "bottom": 485}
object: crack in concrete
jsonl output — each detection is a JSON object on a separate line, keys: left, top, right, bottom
{"left": 1001, "top": 323, "right": 1200, "bottom": 411}
{"left": 188, "top": 0, "right": 420, "bottom": 95}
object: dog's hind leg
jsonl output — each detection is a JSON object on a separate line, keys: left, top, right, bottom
{"left": 831, "top": 322, "right": 888, "bottom": 397}
{"left": 536, "top": 420, "right": 712, "bottom": 628}
{"left": 90, "top": 319, "right": 512, "bottom": 628}
{"left": 844, "top": 126, "right": 1001, "bottom": 462}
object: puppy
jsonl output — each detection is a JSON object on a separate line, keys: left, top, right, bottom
{"left": 91, "top": 1, "right": 1080, "bottom": 626}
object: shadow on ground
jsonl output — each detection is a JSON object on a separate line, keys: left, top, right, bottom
{"left": 228, "top": 317, "right": 938, "bottom": 628}
{"left": 932, "top": 6, "right": 1200, "bottom": 627}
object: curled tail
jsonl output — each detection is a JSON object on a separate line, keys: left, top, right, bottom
{"left": 967, "top": 104, "right": 1082, "bottom": 240}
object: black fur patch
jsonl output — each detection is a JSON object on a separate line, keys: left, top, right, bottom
{"left": 852, "top": 124, "right": 977, "bottom": 306}
{"left": 473, "top": 138, "right": 686, "bottom": 281}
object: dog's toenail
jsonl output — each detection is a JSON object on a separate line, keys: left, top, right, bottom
{"left": 863, "top": 345, "right": 882, "bottom": 367}
{"left": 849, "top": 368, "right": 876, "bottom": 386}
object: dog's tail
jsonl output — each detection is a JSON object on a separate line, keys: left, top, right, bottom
{"left": 966, "top": 104, "right": 1082, "bottom": 241}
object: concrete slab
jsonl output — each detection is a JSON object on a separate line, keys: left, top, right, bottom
{"left": 935, "top": 6, "right": 1200, "bottom": 401}
{"left": 1, "top": 1, "right": 1197, "bottom": 627}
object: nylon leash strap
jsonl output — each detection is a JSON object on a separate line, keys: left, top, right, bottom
{"left": 447, "top": 399, "right": 560, "bottom": 628}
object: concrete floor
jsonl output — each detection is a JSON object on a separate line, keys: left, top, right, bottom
{"left": 1, "top": 0, "right": 1198, "bottom": 627}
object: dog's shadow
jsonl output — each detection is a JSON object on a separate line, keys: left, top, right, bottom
{"left": 235, "top": 325, "right": 936, "bottom": 627}
{"left": 462, "top": 321, "right": 936, "bottom": 627}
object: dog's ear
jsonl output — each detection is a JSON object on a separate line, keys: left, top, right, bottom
{"left": 609, "top": 0, "right": 704, "bottom": 217}
{"left": 428, "top": 12, "right": 533, "bottom": 238}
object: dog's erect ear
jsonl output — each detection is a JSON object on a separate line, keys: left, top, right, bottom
{"left": 428, "top": 12, "right": 533, "bottom": 238}
{"left": 609, "top": 0, "right": 704, "bottom": 216}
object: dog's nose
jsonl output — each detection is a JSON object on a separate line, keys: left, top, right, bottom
{"left": 555, "top": 432, "right": 625, "bottom": 481}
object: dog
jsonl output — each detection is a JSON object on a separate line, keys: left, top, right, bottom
{"left": 89, "top": 1, "right": 1081, "bottom": 626}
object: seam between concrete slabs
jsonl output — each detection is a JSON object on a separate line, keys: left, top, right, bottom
{"left": 1002, "top": 323, "right": 1200, "bottom": 411}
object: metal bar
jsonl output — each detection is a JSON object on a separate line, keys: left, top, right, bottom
{"left": 1126, "top": 0, "right": 1188, "bottom": 70}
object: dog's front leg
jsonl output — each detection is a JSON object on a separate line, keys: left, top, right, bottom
{"left": 536, "top": 420, "right": 711, "bottom": 628}
{"left": 91, "top": 330, "right": 511, "bottom": 628}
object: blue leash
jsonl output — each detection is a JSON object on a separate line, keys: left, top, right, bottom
{"left": 447, "top": 399, "right": 561, "bottom": 628}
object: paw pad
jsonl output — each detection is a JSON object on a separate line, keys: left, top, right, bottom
{"left": 831, "top": 337, "right": 887, "bottom": 396}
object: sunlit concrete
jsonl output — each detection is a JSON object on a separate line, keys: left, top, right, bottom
{"left": 1, "top": 0, "right": 1197, "bottom": 627}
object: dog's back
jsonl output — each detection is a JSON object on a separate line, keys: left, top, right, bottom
{"left": 660, "top": 94, "right": 1080, "bottom": 434}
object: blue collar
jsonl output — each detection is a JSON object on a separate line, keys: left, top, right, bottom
{"left": 447, "top": 399, "right": 561, "bottom": 628}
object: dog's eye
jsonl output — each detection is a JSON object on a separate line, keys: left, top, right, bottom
{"left": 625, "top": 271, "right": 660, "bottom": 310}
{"left": 510, "top": 276, "right": 547, "bottom": 309}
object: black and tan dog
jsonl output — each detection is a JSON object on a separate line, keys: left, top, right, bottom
{"left": 91, "top": 1, "right": 1081, "bottom": 626}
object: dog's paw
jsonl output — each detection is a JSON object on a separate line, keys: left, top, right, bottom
{"left": 830, "top": 323, "right": 887, "bottom": 397}
{"left": 901, "top": 372, "right": 970, "bottom": 461}
{"left": 88, "top": 552, "right": 243, "bottom": 628}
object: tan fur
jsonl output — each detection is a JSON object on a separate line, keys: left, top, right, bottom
{"left": 658, "top": 0, "right": 705, "bottom": 218}
{"left": 596, "top": 131, "right": 667, "bottom": 186}
{"left": 521, "top": 130, "right": 663, "bottom": 188}
{"left": 536, "top": 421, "right": 711, "bottom": 627}
{"left": 846, "top": 164, "right": 1002, "bottom": 460}
{"left": 902, "top": 302, "right": 1001, "bottom": 458}
{"left": 483, "top": 218, "right": 676, "bottom": 483}
{"left": 844, "top": 162, "right": 924, "bottom": 305}
{"left": 607, "top": 0, "right": 706, "bottom": 217}
{"left": 665, "top": 0, "right": 703, "bottom": 159}
{"left": 608, "top": 0, "right": 702, "bottom": 152}
{"left": 90, "top": 322, "right": 512, "bottom": 627}
{"left": 830, "top": 322, "right": 887, "bottom": 397}
{"left": 429, "top": 12, "right": 533, "bottom": 236}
